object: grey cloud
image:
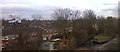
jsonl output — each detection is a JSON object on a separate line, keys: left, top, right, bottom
{"left": 103, "top": 3, "right": 117, "bottom": 5}
{"left": 102, "top": 6, "right": 118, "bottom": 17}
{"left": 118, "top": 1, "right": 120, "bottom": 17}
{"left": 2, "top": 6, "right": 60, "bottom": 19}
{"left": 0, "top": 0, "right": 30, "bottom": 4}
{"left": 2, "top": 7, "right": 40, "bottom": 13}
{"left": 102, "top": 6, "right": 118, "bottom": 11}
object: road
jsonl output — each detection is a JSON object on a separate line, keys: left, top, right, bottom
{"left": 93, "top": 38, "right": 118, "bottom": 50}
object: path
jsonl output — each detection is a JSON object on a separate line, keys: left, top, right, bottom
{"left": 93, "top": 38, "right": 118, "bottom": 50}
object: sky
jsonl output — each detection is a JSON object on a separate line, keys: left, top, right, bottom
{"left": 0, "top": 0, "right": 119, "bottom": 20}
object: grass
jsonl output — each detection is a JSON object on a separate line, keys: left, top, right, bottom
{"left": 93, "top": 34, "right": 113, "bottom": 43}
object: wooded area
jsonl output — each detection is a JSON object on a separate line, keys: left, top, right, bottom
{"left": 2, "top": 8, "right": 118, "bottom": 50}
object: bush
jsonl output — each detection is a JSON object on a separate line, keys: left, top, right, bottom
{"left": 73, "top": 30, "right": 88, "bottom": 47}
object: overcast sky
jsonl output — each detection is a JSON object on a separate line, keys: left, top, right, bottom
{"left": 0, "top": 0, "right": 119, "bottom": 20}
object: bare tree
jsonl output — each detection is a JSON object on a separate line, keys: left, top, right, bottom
{"left": 70, "top": 10, "right": 81, "bottom": 32}
{"left": 70, "top": 10, "right": 81, "bottom": 20}
{"left": 32, "top": 14, "right": 42, "bottom": 20}
{"left": 52, "top": 8, "right": 72, "bottom": 20}
{"left": 83, "top": 10, "right": 97, "bottom": 38}
{"left": 83, "top": 10, "right": 96, "bottom": 19}
{"left": 52, "top": 8, "right": 72, "bottom": 33}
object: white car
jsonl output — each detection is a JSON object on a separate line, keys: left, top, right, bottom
{"left": 40, "top": 42, "right": 57, "bottom": 50}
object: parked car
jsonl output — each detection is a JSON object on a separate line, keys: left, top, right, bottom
{"left": 40, "top": 41, "right": 57, "bottom": 50}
